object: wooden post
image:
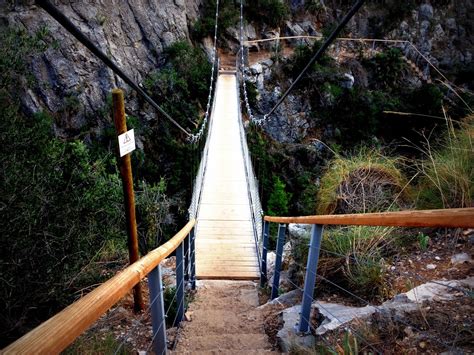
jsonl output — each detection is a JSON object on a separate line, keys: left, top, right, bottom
{"left": 112, "top": 88, "right": 144, "bottom": 312}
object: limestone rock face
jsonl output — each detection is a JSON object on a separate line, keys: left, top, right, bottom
{"left": 2, "top": 0, "right": 202, "bottom": 136}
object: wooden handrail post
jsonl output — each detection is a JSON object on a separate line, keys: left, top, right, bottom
{"left": 112, "top": 88, "right": 144, "bottom": 312}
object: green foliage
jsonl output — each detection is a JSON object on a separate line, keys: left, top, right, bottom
{"left": 267, "top": 176, "right": 291, "bottom": 216}
{"left": 65, "top": 332, "right": 130, "bottom": 354}
{"left": 164, "top": 41, "right": 212, "bottom": 103}
{"left": 286, "top": 41, "right": 333, "bottom": 79}
{"left": 369, "top": 48, "right": 406, "bottom": 89}
{"left": 417, "top": 233, "right": 430, "bottom": 251}
{"left": 142, "top": 40, "right": 212, "bottom": 223}
{"left": 322, "top": 226, "right": 393, "bottom": 299}
{"left": 415, "top": 116, "right": 473, "bottom": 209}
{"left": 0, "top": 26, "right": 50, "bottom": 90}
{"left": 247, "top": 0, "right": 290, "bottom": 28}
{"left": 244, "top": 80, "right": 259, "bottom": 108}
{"left": 0, "top": 104, "right": 127, "bottom": 344}
{"left": 192, "top": 0, "right": 239, "bottom": 39}
{"left": 317, "top": 147, "right": 409, "bottom": 214}
{"left": 136, "top": 180, "right": 172, "bottom": 255}
{"left": 304, "top": 0, "right": 324, "bottom": 15}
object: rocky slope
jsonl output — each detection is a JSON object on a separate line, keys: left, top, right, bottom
{"left": 1, "top": 0, "right": 202, "bottom": 137}
{"left": 241, "top": 1, "right": 473, "bottom": 143}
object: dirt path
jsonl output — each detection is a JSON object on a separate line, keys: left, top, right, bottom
{"left": 172, "top": 280, "right": 279, "bottom": 354}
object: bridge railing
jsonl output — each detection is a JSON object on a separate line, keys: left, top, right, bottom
{"left": 235, "top": 53, "right": 264, "bottom": 279}
{"left": 261, "top": 207, "right": 474, "bottom": 339}
{"left": 2, "top": 220, "right": 197, "bottom": 355}
{"left": 188, "top": 59, "right": 219, "bottom": 220}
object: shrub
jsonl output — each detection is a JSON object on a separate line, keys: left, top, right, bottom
{"left": 136, "top": 179, "right": 173, "bottom": 255}
{"left": 321, "top": 226, "right": 393, "bottom": 299}
{"left": 415, "top": 115, "right": 473, "bottom": 208}
{"left": 316, "top": 147, "right": 410, "bottom": 214}
{"left": 267, "top": 176, "right": 291, "bottom": 216}
{"left": 192, "top": 0, "right": 239, "bottom": 39}
{"left": 368, "top": 48, "right": 406, "bottom": 89}
{"left": 250, "top": 0, "right": 290, "bottom": 28}
{"left": 291, "top": 225, "right": 393, "bottom": 299}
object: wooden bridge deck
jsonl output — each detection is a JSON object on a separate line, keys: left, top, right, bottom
{"left": 195, "top": 73, "right": 259, "bottom": 280}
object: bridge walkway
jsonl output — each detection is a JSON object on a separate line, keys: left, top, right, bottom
{"left": 195, "top": 73, "right": 259, "bottom": 280}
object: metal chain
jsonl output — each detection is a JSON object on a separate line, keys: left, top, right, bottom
{"left": 188, "top": 0, "right": 220, "bottom": 143}
{"left": 239, "top": 0, "right": 268, "bottom": 126}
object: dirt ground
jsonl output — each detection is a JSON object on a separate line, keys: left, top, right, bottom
{"left": 172, "top": 280, "right": 279, "bottom": 354}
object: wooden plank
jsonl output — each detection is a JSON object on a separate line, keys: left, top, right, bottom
{"left": 2, "top": 220, "right": 196, "bottom": 354}
{"left": 196, "top": 272, "right": 259, "bottom": 280}
{"left": 264, "top": 208, "right": 474, "bottom": 228}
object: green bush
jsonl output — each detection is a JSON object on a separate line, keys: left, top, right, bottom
{"left": 136, "top": 179, "right": 172, "bottom": 255}
{"left": 367, "top": 48, "right": 405, "bottom": 89}
{"left": 267, "top": 176, "right": 291, "bottom": 216}
{"left": 317, "top": 148, "right": 408, "bottom": 214}
{"left": 0, "top": 105, "right": 127, "bottom": 344}
{"left": 317, "top": 148, "right": 409, "bottom": 214}
{"left": 247, "top": 0, "right": 290, "bottom": 28}
{"left": 322, "top": 226, "right": 393, "bottom": 299}
{"left": 192, "top": 0, "right": 239, "bottom": 39}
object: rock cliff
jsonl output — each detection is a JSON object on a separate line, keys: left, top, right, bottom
{"left": 1, "top": 0, "right": 202, "bottom": 137}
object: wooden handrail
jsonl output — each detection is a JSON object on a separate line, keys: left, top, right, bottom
{"left": 264, "top": 208, "right": 474, "bottom": 228}
{"left": 2, "top": 219, "right": 196, "bottom": 355}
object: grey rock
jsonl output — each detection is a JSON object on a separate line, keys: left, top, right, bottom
{"left": 419, "top": 4, "right": 434, "bottom": 21}
{"left": 289, "top": 224, "right": 311, "bottom": 239}
{"left": 426, "top": 263, "right": 437, "bottom": 270}
{"left": 258, "top": 289, "right": 303, "bottom": 311}
{"left": 261, "top": 58, "right": 274, "bottom": 68}
{"left": 244, "top": 23, "right": 257, "bottom": 41}
{"left": 277, "top": 305, "right": 315, "bottom": 352}
{"left": 250, "top": 63, "right": 263, "bottom": 75}
{"left": 450, "top": 252, "right": 472, "bottom": 265}
{"left": 341, "top": 73, "right": 355, "bottom": 89}
{"left": 315, "top": 302, "right": 376, "bottom": 334}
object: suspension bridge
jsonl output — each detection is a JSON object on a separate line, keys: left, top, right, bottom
{"left": 3, "top": 0, "right": 474, "bottom": 354}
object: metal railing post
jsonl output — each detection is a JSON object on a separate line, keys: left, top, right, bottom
{"left": 175, "top": 241, "right": 185, "bottom": 326}
{"left": 298, "top": 224, "right": 324, "bottom": 333}
{"left": 260, "top": 221, "right": 270, "bottom": 287}
{"left": 184, "top": 234, "right": 189, "bottom": 282}
{"left": 271, "top": 224, "right": 286, "bottom": 299}
{"left": 148, "top": 265, "right": 167, "bottom": 354}
{"left": 190, "top": 227, "right": 196, "bottom": 290}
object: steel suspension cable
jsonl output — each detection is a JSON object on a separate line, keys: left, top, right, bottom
{"left": 36, "top": 0, "right": 190, "bottom": 136}
{"left": 264, "top": 0, "right": 365, "bottom": 120}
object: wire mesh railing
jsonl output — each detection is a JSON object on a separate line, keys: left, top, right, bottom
{"left": 261, "top": 208, "right": 474, "bottom": 352}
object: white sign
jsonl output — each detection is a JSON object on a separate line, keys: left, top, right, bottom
{"left": 118, "top": 129, "right": 136, "bottom": 157}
